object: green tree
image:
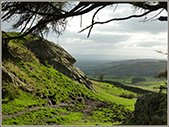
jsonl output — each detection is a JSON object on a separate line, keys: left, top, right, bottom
{"left": 98, "top": 73, "right": 104, "bottom": 81}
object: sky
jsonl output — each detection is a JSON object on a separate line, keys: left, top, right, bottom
{"left": 1, "top": 3, "right": 168, "bottom": 61}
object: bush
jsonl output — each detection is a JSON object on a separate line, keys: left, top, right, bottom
{"left": 132, "top": 77, "right": 146, "bottom": 84}
{"left": 119, "top": 93, "right": 136, "bottom": 99}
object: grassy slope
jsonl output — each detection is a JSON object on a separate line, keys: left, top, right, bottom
{"left": 92, "top": 81, "right": 136, "bottom": 111}
{"left": 2, "top": 32, "right": 137, "bottom": 125}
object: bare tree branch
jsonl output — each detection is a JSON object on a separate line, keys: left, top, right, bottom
{"left": 88, "top": 5, "right": 106, "bottom": 37}
{"left": 146, "top": 8, "right": 164, "bottom": 21}
{"left": 2, "top": 1, "right": 167, "bottom": 40}
{"left": 79, "top": 10, "right": 153, "bottom": 37}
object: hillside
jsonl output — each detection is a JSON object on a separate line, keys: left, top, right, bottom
{"left": 2, "top": 32, "right": 139, "bottom": 125}
{"left": 75, "top": 59, "right": 167, "bottom": 77}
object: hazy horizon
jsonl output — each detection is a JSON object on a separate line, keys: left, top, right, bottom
{"left": 72, "top": 54, "right": 167, "bottom": 61}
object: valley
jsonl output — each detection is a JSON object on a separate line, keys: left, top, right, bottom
{"left": 75, "top": 59, "right": 167, "bottom": 93}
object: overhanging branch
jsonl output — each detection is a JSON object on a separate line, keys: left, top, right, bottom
{"left": 79, "top": 9, "right": 155, "bottom": 37}
{"left": 2, "top": 1, "right": 167, "bottom": 40}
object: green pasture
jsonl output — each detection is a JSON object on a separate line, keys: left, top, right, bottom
{"left": 92, "top": 81, "right": 137, "bottom": 111}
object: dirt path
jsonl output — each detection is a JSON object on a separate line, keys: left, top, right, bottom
{"left": 2, "top": 101, "right": 128, "bottom": 125}
{"left": 2, "top": 101, "right": 103, "bottom": 120}
{"left": 2, "top": 103, "right": 74, "bottom": 120}
{"left": 39, "top": 101, "right": 103, "bottom": 124}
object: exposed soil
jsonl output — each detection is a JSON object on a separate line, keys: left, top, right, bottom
{"left": 38, "top": 101, "right": 104, "bottom": 124}
{"left": 2, "top": 101, "right": 103, "bottom": 120}
{"left": 2, "top": 103, "right": 74, "bottom": 120}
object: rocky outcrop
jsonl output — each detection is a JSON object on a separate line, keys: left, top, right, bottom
{"left": 133, "top": 93, "right": 167, "bottom": 125}
{"left": 2, "top": 66, "right": 33, "bottom": 99}
{"left": 25, "top": 39, "right": 96, "bottom": 91}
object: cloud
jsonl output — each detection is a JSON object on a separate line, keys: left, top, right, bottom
{"left": 137, "top": 41, "right": 166, "bottom": 47}
{"left": 93, "top": 18, "right": 167, "bottom": 35}
{"left": 89, "top": 4, "right": 167, "bottom": 35}
{"left": 89, "top": 33, "right": 130, "bottom": 44}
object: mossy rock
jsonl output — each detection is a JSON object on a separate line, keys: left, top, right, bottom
{"left": 133, "top": 93, "right": 167, "bottom": 125}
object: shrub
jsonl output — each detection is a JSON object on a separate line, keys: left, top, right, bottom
{"left": 119, "top": 93, "right": 136, "bottom": 99}
{"left": 132, "top": 77, "right": 146, "bottom": 84}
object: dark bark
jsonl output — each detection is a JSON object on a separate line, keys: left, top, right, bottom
{"left": 2, "top": 2, "right": 167, "bottom": 40}
{"left": 2, "top": 31, "right": 14, "bottom": 60}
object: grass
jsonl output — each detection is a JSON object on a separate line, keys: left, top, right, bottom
{"left": 125, "top": 80, "right": 167, "bottom": 93}
{"left": 96, "top": 89, "right": 136, "bottom": 111}
{"left": 92, "top": 80, "right": 137, "bottom": 96}
{"left": 92, "top": 81, "right": 136, "bottom": 111}
{"left": 86, "top": 104, "right": 131, "bottom": 122}
{"left": 99, "top": 75, "right": 167, "bottom": 93}
{"left": 47, "top": 112, "right": 84, "bottom": 125}
{"left": 2, "top": 91, "right": 47, "bottom": 115}
{"left": 103, "top": 76, "right": 165, "bottom": 84}
{"left": 2, "top": 35, "right": 100, "bottom": 116}
{"left": 2, "top": 107, "right": 67, "bottom": 125}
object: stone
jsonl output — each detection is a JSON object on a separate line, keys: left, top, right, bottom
{"left": 25, "top": 38, "right": 96, "bottom": 91}
{"left": 133, "top": 92, "right": 167, "bottom": 125}
{"left": 2, "top": 66, "right": 27, "bottom": 88}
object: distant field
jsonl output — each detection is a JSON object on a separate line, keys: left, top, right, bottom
{"left": 129, "top": 80, "right": 167, "bottom": 93}
{"left": 92, "top": 81, "right": 137, "bottom": 111}
{"left": 90, "top": 76, "right": 164, "bottom": 83}
{"left": 90, "top": 76, "right": 167, "bottom": 93}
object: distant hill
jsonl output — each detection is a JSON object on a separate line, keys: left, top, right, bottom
{"left": 75, "top": 59, "right": 167, "bottom": 77}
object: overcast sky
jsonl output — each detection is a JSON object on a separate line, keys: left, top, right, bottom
{"left": 2, "top": 3, "right": 168, "bottom": 61}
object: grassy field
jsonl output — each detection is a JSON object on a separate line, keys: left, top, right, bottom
{"left": 90, "top": 75, "right": 167, "bottom": 93}
{"left": 102, "top": 76, "right": 164, "bottom": 84}
{"left": 92, "top": 81, "right": 137, "bottom": 111}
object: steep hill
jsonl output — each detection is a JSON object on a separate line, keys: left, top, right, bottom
{"left": 2, "top": 32, "right": 137, "bottom": 125}
{"left": 75, "top": 59, "right": 167, "bottom": 77}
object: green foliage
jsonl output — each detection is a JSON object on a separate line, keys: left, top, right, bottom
{"left": 119, "top": 93, "right": 136, "bottom": 99}
{"left": 95, "top": 89, "right": 136, "bottom": 111}
{"left": 2, "top": 82, "right": 21, "bottom": 100}
{"left": 132, "top": 77, "right": 146, "bottom": 84}
{"left": 2, "top": 107, "right": 67, "bottom": 125}
{"left": 70, "top": 104, "right": 87, "bottom": 111}
{"left": 86, "top": 103, "right": 132, "bottom": 123}
{"left": 92, "top": 81, "right": 137, "bottom": 97}
{"left": 98, "top": 73, "right": 104, "bottom": 81}
{"left": 2, "top": 91, "right": 46, "bottom": 115}
{"left": 2, "top": 33, "right": 99, "bottom": 117}
{"left": 156, "top": 69, "right": 167, "bottom": 78}
{"left": 47, "top": 112, "right": 84, "bottom": 125}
